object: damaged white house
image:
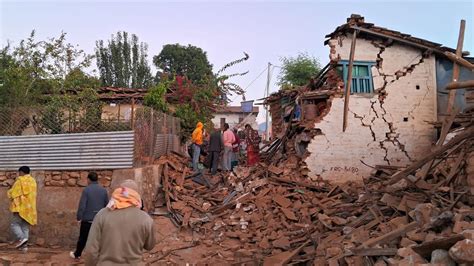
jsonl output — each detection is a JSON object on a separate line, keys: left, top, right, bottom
{"left": 265, "top": 14, "right": 473, "bottom": 182}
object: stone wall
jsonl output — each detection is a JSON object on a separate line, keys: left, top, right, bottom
{"left": 0, "top": 166, "right": 160, "bottom": 246}
{"left": 306, "top": 34, "right": 438, "bottom": 182}
{"left": 0, "top": 170, "right": 113, "bottom": 188}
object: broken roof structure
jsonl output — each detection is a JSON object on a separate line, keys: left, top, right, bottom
{"left": 264, "top": 14, "right": 474, "bottom": 182}
{"left": 324, "top": 14, "right": 459, "bottom": 54}
{"left": 96, "top": 87, "right": 148, "bottom": 101}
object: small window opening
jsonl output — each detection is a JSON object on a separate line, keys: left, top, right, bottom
{"left": 403, "top": 117, "right": 409, "bottom": 122}
{"left": 416, "top": 85, "right": 420, "bottom": 90}
{"left": 338, "top": 61, "right": 376, "bottom": 94}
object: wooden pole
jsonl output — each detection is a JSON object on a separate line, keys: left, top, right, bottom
{"left": 445, "top": 20, "right": 465, "bottom": 115}
{"left": 131, "top": 97, "right": 135, "bottom": 129}
{"left": 117, "top": 103, "right": 121, "bottom": 123}
{"left": 343, "top": 30, "right": 358, "bottom": 132}
{"left": 418, "top": 20, "right": 466, "bottom": 180}
{"left": 265, "top": 62, "right": 272, "bottom": 141}
{"left": 149, "top": 109, "right": 155, "bottom": 164}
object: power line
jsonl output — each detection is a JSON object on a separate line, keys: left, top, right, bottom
{"left": 229, "top": 63, "right": 280, "bottom": 103}
{"left": 229, "top": 65, "right": 269, "bottom": 103}
{"left": 244, "top": 66, "right": 269, "bottom": 90}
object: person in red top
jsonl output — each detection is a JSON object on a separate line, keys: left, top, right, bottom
{"left": 244, "top": 124, "right": 260, "bottom": 166}
{"left": 231, "top": 128, "right": 241, "bottom": 170}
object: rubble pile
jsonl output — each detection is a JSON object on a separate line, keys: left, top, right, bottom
{"left": 155, "top": 122, "right": 473, "bottom": 264}
{"left": 155, "top": 152, "right": 332, "bottom": 263}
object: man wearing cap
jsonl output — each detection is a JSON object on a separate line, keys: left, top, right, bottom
{"left": 84, "top": 180, "right": 156, "bottom": 265}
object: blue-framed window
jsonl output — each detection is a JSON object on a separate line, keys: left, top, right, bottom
{"left": 338, "top": 60, "right": 376, "bottom": 94}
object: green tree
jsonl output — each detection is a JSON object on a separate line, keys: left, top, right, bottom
{"left": 145, "top": 52, "right": 249, "bottom": 141}
{"left": 0, "top": 31, "right": 100, "bottom": 135}
{"left": 0, "top": 30, "right": 94, "bottom": 107}
{"left": 277, "top": 52, "right": 321, "bottom": 88}
{"left": 144, "top": 81, "right": 169, "bottom": 113}
{"left": 153, "top": 44, "right": 213, "bottom": 84}
{"left": 64, "top": 68, "right": 100, "bottom": 90}
{"left": 96, "top": 31, "right": 153, "bottom": 88}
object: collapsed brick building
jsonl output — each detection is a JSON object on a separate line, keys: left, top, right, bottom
{"left": 266, "top": 14, "right": 474, "bottom": 182}
{"left": 2, "top": 14, "right": 474, "bottom": 265}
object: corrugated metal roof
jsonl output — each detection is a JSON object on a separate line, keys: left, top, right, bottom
{"left": 0, "top": 131, "right": 134, "bottom": 170}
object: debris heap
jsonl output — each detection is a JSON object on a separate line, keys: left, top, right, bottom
{"left": 155, "top": 123, "right": 473, "bottom": 265}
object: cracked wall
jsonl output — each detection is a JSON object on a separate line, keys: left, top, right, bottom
{"left": 306, "top": 34, "right": 438, "bottom": 182}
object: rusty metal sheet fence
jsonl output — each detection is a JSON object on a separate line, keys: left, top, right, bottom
{"left": 134, "top": 108, "right": 182, "bottom": 167}
{"left": 0, "top": 131, "right": 134, "bottom": 170}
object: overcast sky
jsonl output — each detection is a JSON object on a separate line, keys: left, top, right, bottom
{"left": 1, "top": 0, "right": 473, "bottom": 123}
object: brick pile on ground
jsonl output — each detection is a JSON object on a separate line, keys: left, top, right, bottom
{"left": 154, "top": 124, "right": 473, "bottom": 265}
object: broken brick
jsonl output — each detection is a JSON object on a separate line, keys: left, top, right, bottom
{"left": 272, "top": 236, "right": 291, "bottom": 250}
{"left": 281, "top": 208, "right": 298, "bottom": 221}
{"left": 273, "top": 195, "right": 292, "bottom": 208}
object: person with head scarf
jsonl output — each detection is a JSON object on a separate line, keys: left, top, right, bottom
{"left": 191, "top": 122, "right": 204, "bottom": 172}
{"left": 244, "top": 124, "right": 261, "bottom": 166}
{"left": 83, "top": 180, "right": 155, "bottom": 265}
{"left": 7, "top": 166, "right": 37, "bottom": 251}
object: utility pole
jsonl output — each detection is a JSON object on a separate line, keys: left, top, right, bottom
{"left": 265, "top": 62, "right": 272, "bottom": 141}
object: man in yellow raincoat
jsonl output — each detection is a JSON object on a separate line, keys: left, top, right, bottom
{"left": 7, "top": 166, "right": 37, "bottom": 249}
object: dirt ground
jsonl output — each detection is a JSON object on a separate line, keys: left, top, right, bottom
{"left": 0, "top": 216, "right": 245, "bottom": 266}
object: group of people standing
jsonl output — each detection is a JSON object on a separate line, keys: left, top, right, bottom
{"left": 5, "top": 122, "right": 260, "bottom": 263}
{"left": 191, "top": 122, "right": 261, "bottom": 175}
{"left": 7, "top": 166, "right": 155, "bottom": 265}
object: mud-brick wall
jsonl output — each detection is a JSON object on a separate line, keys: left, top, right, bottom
{"left": 306, "top": 34, "right": 437, "bottom": 182}
{"left": 111, "top": 165, "right": 162, "bottom": 212}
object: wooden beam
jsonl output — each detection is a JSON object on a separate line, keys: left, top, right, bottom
{"left": 446, "top": 20, "right": 466, "bottom": 115}
{"left": 362, "top": 221, "right": 418, "bottom": 247}
{"left": 412, "top": 234, "right": 464, "bottom": 258}
{"left": 350, "top": 26, "right": 440, "bottom": 54}
{"left": 417, "top": 108, "right": 458, "bottom": 180}
{"left": 446, "top": 80, "right": 474, "bottom": 90}
{"left": 444, "top": 51, "right": 474, "bottom": 70}
{"left": 350, "top": 25, "right": 473, "bottom": 71}
{"left": 350, "top": 248, "right": 398, "bottom": 256}
{"left": 430, "top": 149, "right": 466, "bottom": 193}
{"left": 343, "top": 30, "right": 357, "bottom": 132}
{"left": 385, "top": 126, "right": 474, "bottom": 185}
{"left": 263, "top": 240, "right": 311, "bottom": 266}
